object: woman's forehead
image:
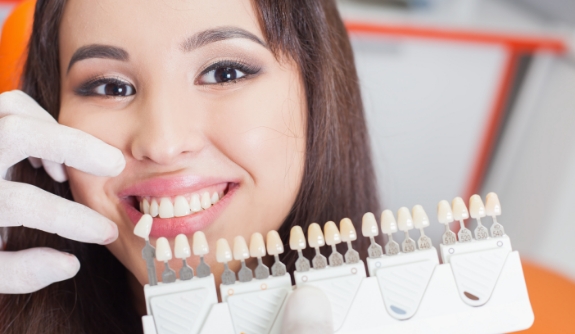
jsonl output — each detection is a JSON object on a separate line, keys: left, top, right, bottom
{"left": 58, "top": 0, "right": 264, "bottom": 64}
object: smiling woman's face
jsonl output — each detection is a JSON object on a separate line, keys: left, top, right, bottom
{"left": 57, "top": 0, "right": 306, "bottom": 288}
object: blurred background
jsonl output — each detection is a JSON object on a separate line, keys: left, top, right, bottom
{"left": 1, "top": 0, "right": 574, "bottom": 332}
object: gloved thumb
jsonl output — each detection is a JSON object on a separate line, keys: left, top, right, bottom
{"left": 281, "top": 285, "right": 334, "bottom": 334}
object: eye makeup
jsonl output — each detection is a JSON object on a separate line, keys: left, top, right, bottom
{"left": 196, "top": 59, "right": 262, "bottom": 86}
{"left": 74, "top": 75, "right": 136, "bottom": 97}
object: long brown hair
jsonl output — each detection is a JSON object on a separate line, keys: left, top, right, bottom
{"left": 0, "top": 0, "right": 379, "bottom": 332}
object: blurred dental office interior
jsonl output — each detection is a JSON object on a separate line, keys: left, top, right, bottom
{"left": 1, "top": 0, "right": 575, "bottom": 332}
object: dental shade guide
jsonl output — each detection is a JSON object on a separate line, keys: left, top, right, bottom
{"left": 486, "top": 192, "right": 505, "bottom": 237}
{"left": 156, "top": 237, "right": 176, "bottom": 283}
{"left": 217, "top": 238, "right": 236, "bottom": 285}
{"left": 140, "top": 193, "right": 533, "bottom": 334}
{"left": 381, "top": 210, "right": 400, "bottom": 255}
{"left": 175, "top": 234, "right": 194, "bottom": 280}
{"left": 233, "top": 236, "right": 253, "bottom": 283}
{"left": 438, "top": 200, "right": 457, "bottom": 245}
{"left": 452, "top": 196, "right": 473, "bottom": 242}
{"left": 308, "top": 223, "right": 328, "bottom": 269}
{"left": 470, "top": 194, "right": 489, "bottom": 240}
{"left": 134, "top": 214, "right": 158, "bottom": 286}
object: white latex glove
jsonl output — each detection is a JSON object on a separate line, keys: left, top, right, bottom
{"left": 0, "top": 90, "right": 125, "bottom": 294}
{"left": 282, "top": 285, "right": 334, "bottom": 334}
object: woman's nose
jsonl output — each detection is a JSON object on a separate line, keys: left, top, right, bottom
{"left": 130, "top": 93, "right": 206, "bottom": 165}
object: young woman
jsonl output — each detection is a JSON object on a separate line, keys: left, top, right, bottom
{"left": 0, "top": 0, "right": 379, "bottom": 332}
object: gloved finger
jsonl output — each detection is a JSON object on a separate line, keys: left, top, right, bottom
{"left": 28, "top": 157, "right": 42, "bottom": 169}
{"left": 0, "top": 248, "right": 80, "bottom": 294}
{"left": 41, "top": 159, "right": 68, "bottom": 183}
{"left": 0, "top": 90, "right": 58, "bottom": 123}
{"left": 0, "top": 115, "right": 125, "bottom": 177}
{"left": 281, "top": 286, "right": 334, "bottom": 334}
{"left": 0, "top": 181, "right": 118, "bottom": 245}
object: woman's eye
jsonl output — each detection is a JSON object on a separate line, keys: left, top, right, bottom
{"left": 200, "top": 67, "right": 247, "bottom": 84}
{"left": 94, "top": 82, "right": 135, "bottom": 96}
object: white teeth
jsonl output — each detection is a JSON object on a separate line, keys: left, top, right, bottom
{"left": 452, "top": 197, "right": 469, "bottom": 220}
{"left": 174, "top": 234, "right": 191, "bottom": 259}
{"left": 380, "top": 210, "right": 398, "bottom": 235}
{"left": 155, "top": 237, "right": 172, "bottom": 262}
{"left": 437, "top": 200, "right": 454, "bottom": 224}
{"left": 190, "top": 194, "right": 202, "bottom": 212}
{"left": 362, "top": 212, "right": 379, "bottom": 237}
{"left": 143, "top": 198, "right": 150, "bottom": 214}
{"left": 339, "top": 218, "right": 357, "bottom": 242}
{"left": 266, "top": 230, "right": 284, "bottom": 255}
{"left": 307, "top": 223, "right": 325, "bottom": 248}
{"left": 193, "top": 231, "right": 209, "bottom": 256}
{"left": 485, "top": 192, "right": 501, "bottom": 216}
{"left": 174, "top": 196, "right": 191, "bottom": 217}
{"left": 469, "top": 194, "right": 486, "bottom": 219}
{"left": 201, "top": 192, "right": 211, "bottom": 210}
{"left": 323, "top": 221, "right": 341, "bottom": 246}
{"left": 397, "top": 207, "right": 414, "bottom": 232}
{"left": 211, "top": 192, "right": 219, "bottom": 205}
{"left": 249, "top": 233, "right": 267, "bottom": 258}
{"left": 216, "top": 238, "right": 232, "bottom": 263}
{"left": 289, "top": 226, "right": 307, "bottom": 250}
{"left": 134, "top": 214, "right": 153, "bottom": 240}
{"left": 159, "top": 197, "right": 174, "bottom": 218}
{"left": 139, "top": 201, "right": 143, "bottom": 213}
{"left": 233, "top": 236, "right": 250, "bottom": 260}
{"left": 412, "top": 205, "right": 430, "bottom": 229}
{"left": 150, "top": 199, "right": 159, "bottom": 217}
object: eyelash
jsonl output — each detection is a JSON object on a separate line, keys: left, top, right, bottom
{"left": 74, "top": 76, "right": 135, "bottom": 97}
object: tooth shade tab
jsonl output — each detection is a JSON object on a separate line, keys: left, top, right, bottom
{"left": 308, "top": 223, "right": 325, "bottom": 248}
{"left": 290, "top": 226, "right": 307, "bottom": 250}
{"left": 193, "top": 231, "right": 209, "bottom": 256}
{"left": 323, "top": 221, "right": 342, "bottom": 246}
{"left": 339, "top": 218, "right": 357, "bottom": 242}
{"left": 174, "top": 234, "right": 191, "bottom": 259}
{"left": 201, "top": 192, "right": 212, "bottom": 210}
{"left": 380, "top": 210, "right": 398, "bottom": 234}
{"left": 249, "top": 233, "right": 267, "bottom": 258}
{"left": 266, "top": 230, "right": 284, "bottom": 255}
{"left": 134, "top": 214, "right": 153, "bottom": 240}
{"left": 485, "top": 192, "right": 502, "bottom": 216}
{"left": 397, "top": 207, "right": 414, "bottom": 231}
{"left": 216, "top": 238, "right": 233, "bottom": 263}
{"left": 362, "top": 212, "right": 379, "bottom": 237}
{"left": 437, "top": 200, "right": 454, "bottom": 224}
{"left": 233, "top": 236, "right": 250, "bottom": 260}
{"left": 469, "top": 194, "right": 486, "bottom": 219}
{"left": 452, "top": 197, "right": 469, "bottom": 220}
{"left": 173, "top": 196, "right": 191, "bottom": 217}
{"left": 150, "top": 199, "right": 159, "bottom": 217}
{"left": 155, "top": 237, "right": 172, "bottom": 262}
{"left": 412, "top": 205, "right": 430, "bottom": 229}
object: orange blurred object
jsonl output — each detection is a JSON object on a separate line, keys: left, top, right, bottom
{"left": 517, "top": 261, "right": 575, "bottom": 333}
{"left": 0, "top": 0, "right": 35, "bottom": 93}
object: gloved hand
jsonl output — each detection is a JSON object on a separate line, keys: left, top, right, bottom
{"left": 0, "top": 90, "right": 125, "bottom": 294}
{"left": 282, "top": 285, "right": 334, "bottom": 334}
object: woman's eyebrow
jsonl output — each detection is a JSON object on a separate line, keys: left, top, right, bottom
{"left": 181, "top": 27, "right": 267, "bottom": 52}
{"left": 67, "top": 44, "right": 129, "bottom": 74}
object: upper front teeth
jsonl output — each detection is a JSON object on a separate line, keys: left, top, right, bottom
{"left": 140, "top": 191, "right": 221, "bottom": 218}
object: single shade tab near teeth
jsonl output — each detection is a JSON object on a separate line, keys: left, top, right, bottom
{"left": 290, "top": 226, "right": 310, "bottom": 272}
{"left": 193, "top": 231, "right": 211, "bottom": 278}
{"left": 438, "top": 200, "right": 457, "bottom": 245}
{"left": 485, "top": 192, "right": 505, "bottom": 237}
{"left": 397, "top": 207, "right": 416, "bottom": 253}
{"left": 380, "top": 210, "right": 400, "bottom": 256}
{"left": 339, "top": 218, "right": 360, "bottom": 264}
{"left": 266, "top": 230, "right": 286, "bottom": 276}
{"left": 362, "top": 212, "right": 383, "bottom": 258}
{"left": 216, "top": 238, "right": 236, "bottom": 285}
{"left": 469, "top": 194, "right": 489, "bottom": 240}
{"left": 324, "top": 221, "right": 344, "bottom": 267}
{"left": 175, "top": 234, "right": 194, "bottom": 280}
{"left": 452, "top": 197, "right": 472, "bottom": 242}
{"left": 134, "top": 214, "right": 153, "bottom": 240}
{"left": 134, "top": 214, "right": 158, "bottom": 286}
{"left": 156, "top": 237, "right": 176, "bottom": 283}
{"left": 412, "top": 205, "right": 433, "bottom": 250}
{"left": 308, "top": 223, "right": 328, "bottom": 269}
{"left": 250, "top": 233, "right": 270, "bottom": 279}
{"left": 233, "top": 236, "right": 253, "bottom": 282}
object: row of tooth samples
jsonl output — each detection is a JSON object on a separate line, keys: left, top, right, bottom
{"left": 216, "top": 231, "right": 288, "bottom": 285}
{"left": 362, "top": 205, "right": 433, "bottom": 257}
{"left": 438, "top": 192, "right": 504, "bottom": 245}
{"left": 138, "top": 191, "right": 223, "bottom": 218}
{"left": 289, "top": 218, "right": 360, "bottom": 272}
